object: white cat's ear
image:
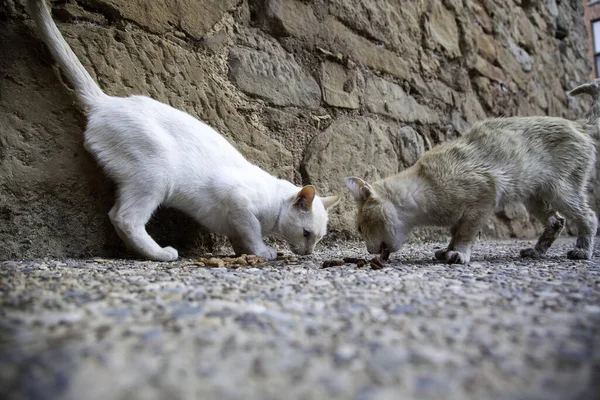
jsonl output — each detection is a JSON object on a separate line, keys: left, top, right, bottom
{"left": 345, "top": 177, "right": 372, "bottom": 202}
{"left": 294, "top": 185, "right": 316, "bottom": 211}
{"left": 321, "top": 195, "right": 340, "bottom": 210}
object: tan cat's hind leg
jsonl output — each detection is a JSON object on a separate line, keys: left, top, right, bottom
{"left": 549, "top": 190, "right": 597, "bottom": 260}
{"left": 566, "top": 204, "right": 597, "bottom": 260}
{"left": 520, "top": 201, "right": 565, "bottom": 259}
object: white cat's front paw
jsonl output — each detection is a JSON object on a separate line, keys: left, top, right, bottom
{"left": 154, "top": 246, "right": 179, "bottom": 262}
{"left": 256, "top": 247, "right": 277, "bottom": 260}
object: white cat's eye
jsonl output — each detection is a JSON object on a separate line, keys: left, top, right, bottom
{"left": 303, "top": 229, "right": 310, "bottom": 238}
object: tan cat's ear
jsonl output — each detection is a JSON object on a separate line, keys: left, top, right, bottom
{"left": 345, "top": 177, "right": 372, "bottom": 202}
{"left": 294, "top": 185, "right": 316, "bottom": 211}
{"left": 321, "top": 195, "right": 340, "bottom": 210}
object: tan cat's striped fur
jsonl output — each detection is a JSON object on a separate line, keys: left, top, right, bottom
{"left": 346, "top": 81, "right": 600, "bottom": 264}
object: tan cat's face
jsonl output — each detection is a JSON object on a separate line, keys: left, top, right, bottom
{"left": 345, "top": 177, "right": 406, "bottom": 259}
{"left": 278, "top": 186, "right": 340, "bottom": 255}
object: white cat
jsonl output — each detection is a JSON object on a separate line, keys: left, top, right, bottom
{"left": 27, "top": 0, "right": 339, "bottom": 261}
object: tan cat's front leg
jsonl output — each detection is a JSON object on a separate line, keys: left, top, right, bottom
{"left": 444, "top": 236, "right": 474, "bottom": 264}
{"left": 444, "top": 207, "right": 492, "bottom": 264}
{"left": 435, "top": 225, "right": 457, "bottom": 260}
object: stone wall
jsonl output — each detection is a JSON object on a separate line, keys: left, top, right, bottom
{"left": 0, "top": 0, "right": 597, "bottom": 259}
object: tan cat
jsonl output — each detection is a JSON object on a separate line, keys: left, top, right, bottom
{"left": 346, "top": 81, "right": 600, "bottom": 264}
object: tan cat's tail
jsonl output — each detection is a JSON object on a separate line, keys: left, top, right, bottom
{"left": 569, "top": 79, "right": 600, "bottom": 125}
{"left": 27, "top": 0, "right": 106, "bottom": 107}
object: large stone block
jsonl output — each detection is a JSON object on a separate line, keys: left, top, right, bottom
{"left": 497, "top": 46, "right": 529, "bottom": 90}
{"left": 228, "top": 46, "right": 321, "bottom": 109}
{"left": 1, "top": 21, "right": 120, "bottom": 259}
{"left": 473, "top": 56, "right": 506, "bottom": 83}
{"left": 515, "top": 12, "right": 537, "bottom": 52}
{"left": 265, "top": 0, "right": 318, "bottom": 38}
{"left": 328, "top": 0, "right": 421, "bottom": 61}
{"left": 389, "top": 126, "right": 426, "bottom": 169}
{"left": 459, "top": 92, "right": 487, "bottom": 125}
{"left": 365, "top": 76, "right": 439, "bottom": 123}
{"left": 321, "top": 61, "right": 360, "bottom": 109}
{"left": 261, "top": 0, "right": 410, "bottom": 80}
{"left": 320, "top": 18, "right": 410, "bottom": 80}
{"left": 85, "top": 0, "right": 238, "bottom": 39}
{"left": 476, "top": 31, "right": 497, "bottom": 62}
{"left": 426, "top": 2, "right": 461, "bottom": 58}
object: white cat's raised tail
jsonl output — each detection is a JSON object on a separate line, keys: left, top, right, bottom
{"left": 27, "top": 0, "right": 340, "bottom": 261}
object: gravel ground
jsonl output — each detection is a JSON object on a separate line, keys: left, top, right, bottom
{"left": 1, "top": 238, "right": 599, "bottom": 400}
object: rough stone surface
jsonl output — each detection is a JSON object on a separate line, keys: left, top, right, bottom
{"left": 473, "top": 56, "right": 506, "bottom": 83}
{"left": 1, "top": 238, "right": 599, "bottom": 399}
{"left": 89, "top": 0, "right": 239, "bottom": 39}
{"left": 328, "top": 0, "right": 421, "bottom": 62}
{"left": 476, "top": 32, "right": 497, "bottom": 61}
{"left": 264, "top": 0, "right": 319, "bottom": 39}
{"left": 321, "top": 61, "right": 360, "bottom": 109}
{"left": 318, "top": 17, "right": 411, "bottom": 80}
{"left": 0, "top": 0, "right": 598, "bottom": 258}
{"left": 426, "top": 1, "right": 462, "bottom": 58}
{"left": 365, "top": 76, "right": 439, "bottom": 123}
{"left": 228, "top": 46, "right": 321, "bottom": 109}
{"left": 496, "top": 47, "right": 526, "bottom": 89}
{"left": 390, "top": 126, "right": 426, "bottom": 169}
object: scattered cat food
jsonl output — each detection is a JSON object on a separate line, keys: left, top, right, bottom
{"left": 322, "top": 259, "right": 345, "bottom": 268}
{"left": 323, "top": 256, "right": 387, "bottom": 270}
{"left": 277, "top": 254, "right": 299, "bottom": 263}
{"left": 380, "top": 244, "right": 391, "bottom": 261}
{"left": 193, "top": 254, "right": 268, "bottom": 268}
{"left": 192, "top": 254, "right": 387, "bottom": 270}
{"left": 369, "top": 256, "right": 386, "bottom": 270}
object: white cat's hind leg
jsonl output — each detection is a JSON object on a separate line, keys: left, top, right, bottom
{"left": 109, "top": 200, "right": 130, "bottom": 247}
{"left": 109, "top": 187, "right": 178, "bottom": 262}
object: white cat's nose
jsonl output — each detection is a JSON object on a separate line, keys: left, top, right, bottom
{"left": 292, "top": 247, "right": 312, "bottom": 256}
